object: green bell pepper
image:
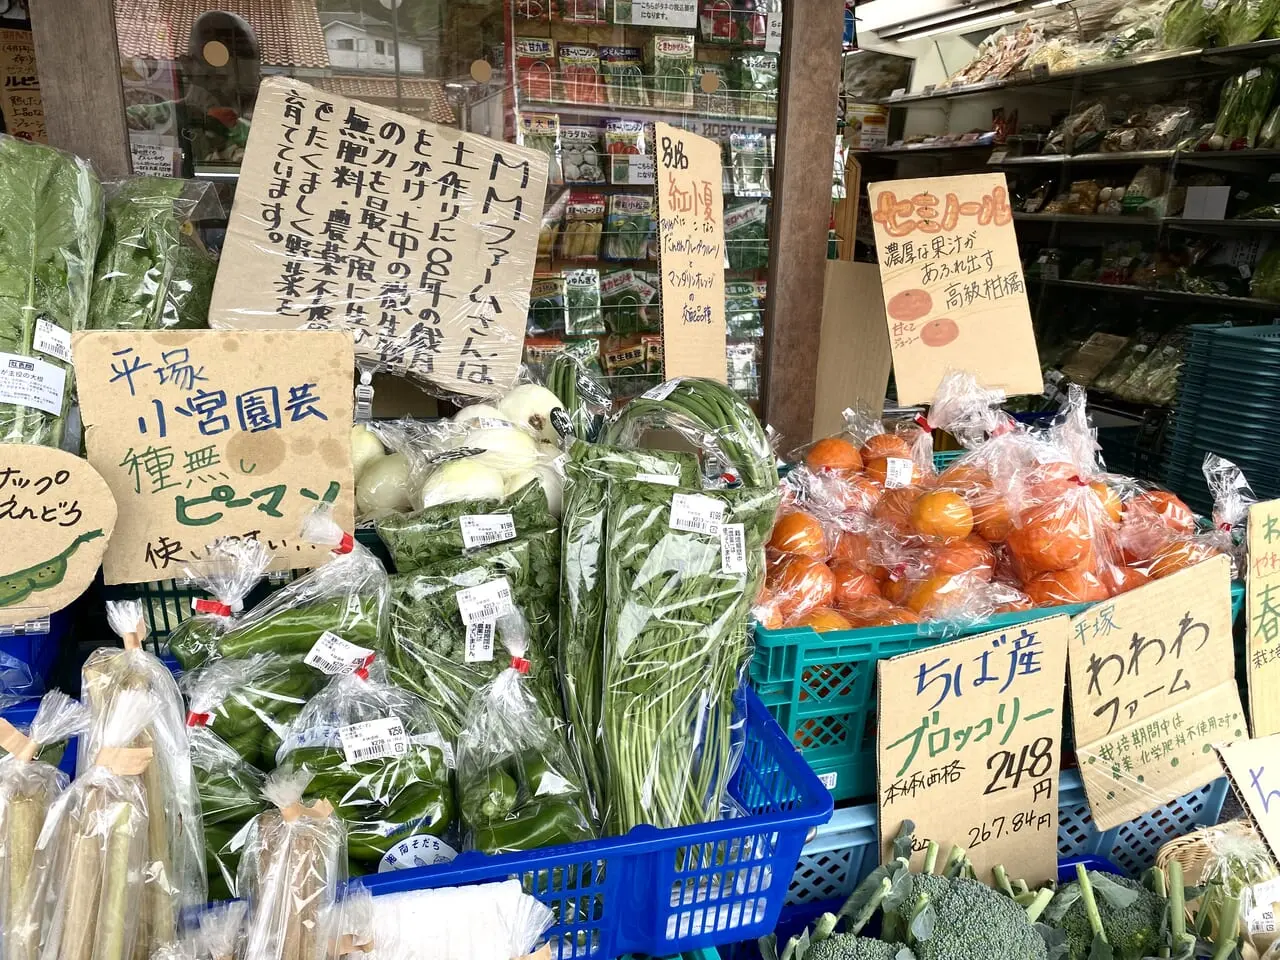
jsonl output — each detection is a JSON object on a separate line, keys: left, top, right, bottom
{"left": 472, "top": 799, "right": 595, "bottom": 855}
{"left": 218, "top": 594, "right": 382, "bottom": 659}
{"left": 461, "top": 767, "right": 519, "bottom": 826}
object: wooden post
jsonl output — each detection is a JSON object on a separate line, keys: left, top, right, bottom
{"left": 29, "top": 0, "right": 130, "bottom": 176}
{"left": 764, "top": 0, "right": 842, "bottom": 444}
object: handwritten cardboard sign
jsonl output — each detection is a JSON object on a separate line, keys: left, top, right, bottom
{"left": 1068, "top": 556, "right": 1245, "bottom": 831}
{"left": 654, "top": 121, "right": 726, "bottom": 383}
{"left": 866, "top": 172, "right": 1042, "bottom": 404}
{"left": 0, "top": 445, "right": 116, "bottom": 627}
{"left": 1216, "top": 735, "right": 1280, "bottom": 868}
{"left": 877, "top": 616, "right": 1069, "bottom": 885}
{"left": 209, "top": 78, "right": 547, "bottom": 400}
{"left": 1248, "top": 499, "right": 1280, "bottom": 736}
{"left": 0, "top": 29, "right": 45, "bottom": 143}
{"left": 73, "top": 330, "right": 355, "bottom": 585}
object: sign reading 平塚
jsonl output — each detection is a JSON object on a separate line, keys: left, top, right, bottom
{"left": 866, "top": 172, "right": 1042, "bottom": 405}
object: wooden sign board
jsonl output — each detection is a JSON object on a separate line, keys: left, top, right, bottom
{"left": 0, "top": 445, "right": 116, "bottom": 627}
{"left": 74, "top": 330, "right": 356, "bottom": 584}
{"left": 1216, "top": 735, "right": 1280, "bottom": 869}
{"left": 877, "top": 615, "right": 1069, "bottom": 885}
{"left": 654, "top": 121, "right": 727, "bottom": 383}
{"left": 866, "top": 172, "right": 1042, "bottom": 404}
{"left": 0, "top": 29, "right": 45, "bottom": 143}
{"left": 1067, "top": 556, "right": 1245, "bottom": 831}
{"left": 1247, "top": 498, "right": 1280, "bottom": 735}
{"left": 209, "top": 78, "right": 547, "bottom": 400}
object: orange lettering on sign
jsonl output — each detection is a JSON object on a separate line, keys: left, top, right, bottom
{"left": 873, "top": 186, "right": 1014, "bottom": 238}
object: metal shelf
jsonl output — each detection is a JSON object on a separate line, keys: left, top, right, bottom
{"left": 520, "top": 98, "right": 777, "bottom": 130}
{"left": 1014, "top": 212, "right": 1159, "bottom": 227}
{"left": 1015, "top": 212, "right": 1280, "bottom": 234}
{"left": 852, "top": 140, "right": 995, "bottom": 156}
{"left": 1032, "top": 277, "right": 1278, "bottom": 311}
{"left": 998, "top": 149, "right": 1177, "bottom": 166}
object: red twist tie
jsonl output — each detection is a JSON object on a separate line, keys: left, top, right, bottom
{"left": 1071, "top": 475, "right": 1089, "bottom": 487}
{"left": 186, "top": 711, "right": 211, "bottom": 728}
{"left": 1218, "top": 521, "right": 1233, "bottom": 533}
{"left": 914, "top": 414, "right": 932, "bottom": 432}
{"left": 722, "top": 472, "right": 738, "bottom": 484}
{"left": 511, "top": 656, "right": 531, "bottom": 674}
{"left": 193, "top": 598, "right": 232, "bottom": 617}
{"left": 992, "top": 419, "right": 1015, "bottom": 438}
{"left": 334, "top": 532, "right": 355, "bottom": 555}
{"left": 354, "top": 653, "right": 376, "bottom": 680}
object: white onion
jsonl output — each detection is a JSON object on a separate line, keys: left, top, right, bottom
{"left": 497, "top": 384, "right": 562, "bottom": 445}
{"left": 417, "top": 459, "right": 506, "bottom": 509}
{"left": 463, "top": 426, "right": 541, "bottom": 473}
{"left": 350, "top": 424, "right": 386, "bottom": 480}
{"left": 356, "top": 452, "right": 413, "bottom": 515}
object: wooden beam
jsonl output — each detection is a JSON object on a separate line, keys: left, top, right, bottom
{"left": 29, "top": 0, "right": 130, "bottom": 176}
{"left": 763, "top": 0, "right": 842, "bottom": 445}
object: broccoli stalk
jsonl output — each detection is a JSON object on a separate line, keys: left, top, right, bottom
{"left": 1168, "top": 860, "right": 1189, "bottom": 952}
{"left": 1025, "top": 888, "right": 1054, "bottom": 924}
{"left": 1075, "top": 864, "right": 1109, "bottom": 946}
{"left": 994, "top": 865, "right": 1016, "bottom": 899}
{"left": 1208, "top": 894, "right": 1240, "bottom": 960}
{"left": 923, "top": 841, "right": 939, "bottom": 875}
{"left": 850, "top": 876, "right": 894, "bottom": 935}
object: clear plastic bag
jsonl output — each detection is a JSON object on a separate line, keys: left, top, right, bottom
{"left": 1193, "top": 821, "right": 1279, "bottom": 953}
{"left": 1203, "top": 453, "right": 1256, "bottom": 579}
{"left": 601, "top": 480, "right": 779, "bottom": 831}
{"left": 81, "top": 601, "right": 207, "bottom": 930}
{"left": 18, "top": 689, "right": 159, "bottom": 960}
{"left": 542, "top": 349, "right": 611, "bottom": 443}
{"left": 275, "top": 659, "right": 455, "bottom": 874}
{"left": 166, "top": 536, "right": 273, "bottom": 670}
{"left": 238, "top": 770, "right": 347, "bottom": 960}
{"left": 0, "top": 691, "right": 90, "bottom": 960}
{"left": 196, "top": 900, "right": 247, "bottom": 960}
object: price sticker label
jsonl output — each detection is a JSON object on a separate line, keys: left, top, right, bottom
{"left": 720, "top": 523, "right": 747, "bottom": 574}
{"left": 33, "top": 319, "right": 72, "bottom": 364}
{"left": 459, "top": 513, "right": 517, "bottom": 549}
{"left": 339, "top": 715, "right": 409, "bottom": 763}
{"left": 642, "top": 378, "right": 683, "bottom": 401}
{"left": 464, "top": 619, "right": 496, "bottom": 663}
{"left": 636, "top": 472, "right": 679, "bottom": 486}
{"left": 883, "top": 457, "right": 914, "bottom": 488}
{"left": 670, "top": 493, "right": 725, "bottom": 535}
{"left": 304, "top": 631, "right": 374, "bottom": 676}
{"left": 456, "top": 577, "right": 515, "bottom": 625}
{"left": 818, "top": 771, "right": 838, "bottom": 790}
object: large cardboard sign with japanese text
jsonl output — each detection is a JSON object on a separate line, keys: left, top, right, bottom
{"left": 0, "top": 29, "right": 44, "bottom": 143}
{"left": 1247, "top": 499, "right": 1280, "bottom": 736}
{"left": 654, "top": 122, "right": 726, "bottom": 382}
{"left": 877, "top": 616, "right": 1069, "bottom": 885}
{"left": 209, "top": 78, "right": 547, "bottom": 400}
{"left": 1216, "top": 735, "right": 1280, "bottom": 867}
{"left": 74, "top": 330, "right": 355, "bottom": 585}
{"left": 0, "top": 445, "right": 115, "bottom": 627}
{"left": 1068, "top": 556, "right": 1245, "bottom": 830}
{"left": 866, "top": 173, "right": 1042, "bottom": 404}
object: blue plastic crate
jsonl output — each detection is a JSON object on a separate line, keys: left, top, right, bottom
{"left": 358, "top": 688, "right": 833, "bottom": 958}
{"left": 0, "top": 607, "right": 70, "bottom": 697}
{"left": 0, "top": 697, "right": 77, "bottom": 777}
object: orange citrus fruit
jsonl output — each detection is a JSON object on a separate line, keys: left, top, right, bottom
{"left": 860, "top": 433, "right": 913, "bottom": 462}
{"left": 806, "top": 437, "right": 864, "bottom": 474}
{"left": 830, "top": 559, "right": 881, "bottom": 606}
{"left": 1007, "top": 498, "right": 1092, "bottom": 573}
{"left": 865, "top": 456, "right": 922, "bottom": 488}
{"left": 1130, "top": 490, "right": 1197, "bottom": 535}
{"left": 931, "top": 536, "right": 996, "bottom": 579}
{"left": 873, "top": 487, "right": 923, "bottom": 534}
{"left": 911, "top": 490, "right": 974, "bottom": 543}
{"left": 1022, "top": 566, "right": 1109, "bottom": 606}
{"left": 865, "top": 605, "right": 922, "bottom": 626}
{"left": 1147, "top": 539, "right": 1219, "bottom": 579}
{"left": 770, "top": 556, "right": 836, "bottom": 619}
{"left": 1089, "top": 481, "right": 1124, "bottom": 525}
{"left": 794, "top": 606, "right": 853, "bottom": 632}
{"left": 837, "top": 596, "right": 894, "bottom": 625}
{"left": 768, "top": 510, "right": 828, "bottom": 558}
{"left": 972, "top": 493, "right": 1014, "bottom": 542}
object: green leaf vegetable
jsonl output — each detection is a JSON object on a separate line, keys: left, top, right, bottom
{"left": 1043, "top": 867, "right": 1168, "bottom": 960}
{"left": 0, "top": 136, "right": 103, "bottom": 447}
{"left": 1161, "top": 0, "right": 1210, "bottom": 48}
{"left": 1252, "top": 248, "right": 1280, "bottom": 301}
{"left": 1212, "top": 66, "right": 1278, "bottom": 148}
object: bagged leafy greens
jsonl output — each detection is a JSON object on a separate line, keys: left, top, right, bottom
{"left": 1212, "top": 65, "right": 1278, "bottom": 147}
{"left": 1161, "top": 0, "right": 1212, "bottom": 46}
{"left": 1215, "top": 0, "right": 1280, "bottom": 44}
{"left": 166, "top": 536, "right": 272, "bottom": 670}
{"left": 88, "top": 176, "right": 219, "bottom": 331}
{"left": 1252, "top": 248, "right": 1280, "bottom": 301}
{"left": 0, "top": 135, "right": 103, "bottom": 447}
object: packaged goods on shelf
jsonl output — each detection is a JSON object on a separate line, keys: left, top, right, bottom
{"left": 515, "top": 37, "right": 556, "bottom": 102}
{"left": 730, "top": 131, "right": 772, "bottom": 197}
{"left": 603, "top": 192, "right": 656, "bottom": 262}
{"left": 558, "top": 43, "right": 604, "bottom": 104}
{"left": 560, "top": 125, "right": 605, "bottom": 184}
{"left": 527, "top": 275, "right": 568, "bottom": 337}
{"left": 647, "top": 34, "right": 696, "bottom": 110}
{"left": 561, "top": 190, "right": 605, "bottom": 261}
{"left": 564, "top": 268, "right": 605, "bottom": 336}
{"left": 517, "top": 112, "right": 563, "bottom": 186}
{"left": 601, "top": 46, "right": 649, "bottom": 108}
{"left": 733, "top": 52, "right": 779, "bottom": 120}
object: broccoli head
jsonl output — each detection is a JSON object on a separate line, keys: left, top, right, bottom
{"left": 806, "top": 934, "right": 913, "bottom": 960}
{"left": 1046, "top": 871, "right": 1166, "bottom": 960}
{"left": 900, "top": 876, "right": 1049, "bottom": 960}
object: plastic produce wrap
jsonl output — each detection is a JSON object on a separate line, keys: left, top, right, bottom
{"left": 1252, "top": 249, "right": 1280, "bottom": 301}
{"left": 0, "top": 691, "right": 89, "bottom": 960}
{"left": 543, "top": 349, "right": 610, "bottom": 442}
{"left": 17, "top": 690, "right": 158, "bottom": 960}
{"left": 355, "top": 418, "right": 466, "bottom": 520}
{"left": 196, "top": 901, "right": 247, "bottom": 960}
{"left": 275, "top": 659, "right": 455, "bottom": 874}
{"left": 601, "top": 377, "right": 778, "bottom": 487}
{"left": 88, "top": 176, "right": 220, "bottom": 331}
{"left": 1189, "top": 822, "right": 1280, "bottom": 952}
{"left": 0, "top": 135, "right": 103, "bottom": 447}
{"left": 1204, "top": 453, "right": 1255, "bottom": 579}
{"left": 601, "top": 480, "right": 779, "bottom": 832}
{"left": 457, "top": 623, "right": 593, "bottom": 855}
{"left": 1162, "top": 0, "right": 1211, "bottom": 46}
{"left": 1213, "top": 66, "right": 1278, "bottom": 148}
{"left": 559, "top": 441, "right": 699, "bottom": 805}
{"left": 166, "top": 536, "right": 272, "bottom": 670}
{"left": 387, "top": 527, "right": 561, "bottom": 739}
{"left": 376, "top": 478, "right": 556, "bottom": 574}
{"left": 1215, "top": 0, "right": 1280, "bottom": 45}
{"left": 80, "top": 601, "right": 206, "bottom": 931}
{"left": 237, "top": 770, "right": 347, "bottom": 960}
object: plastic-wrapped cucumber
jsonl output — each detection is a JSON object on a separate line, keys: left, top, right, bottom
{"left": 1213, "top": 66, "right": 1278, "bottom": 147}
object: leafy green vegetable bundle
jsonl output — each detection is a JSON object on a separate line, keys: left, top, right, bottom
{"left": 0, "top": 136, "right": 103, "bottom": 447}
{"left": 599, "top": 481, "right": 778, "bottom": 832}
{"left": 89, "top": 176, "right": 218, "bottom": 332}
{"left": 1212, "top": 65, "right": 1278, "bottom": 148}
{"left": 188, "top": 724, "right": 265, "bottom": 902}
{"left": 387, "top": 527, "right": 561, "bottom": 739}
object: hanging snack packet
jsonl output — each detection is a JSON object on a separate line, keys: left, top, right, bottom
{"left": 166, "top": 536, "right": 272, "bottom": 670}
{"left": 238, "top": 770, "right": 347, "bottom": 960}
{"left": 81, "top": 602, "right": 207, "bottom": 936}
{"left": 457, "top": 620, "right": 594, "bottom": 855}
{"left": 0, "top": 691, "right": 90, "bottom": 960}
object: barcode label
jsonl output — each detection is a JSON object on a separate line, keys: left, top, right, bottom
{"left": 720, "top": 523, "right": 747, "bottom": 574}
{"left": 456, "top": 577, "right": 515, "bottom": 625}
{"left": 1251, "top": 877, "right": 1280, "bottom": 909}
{"left": 670, "top": 493, "right": 725, "bottom": 535}
{"left": 472, "top": 417, "right": 513, "bottom": 429}
{"left": 1248, "top": 907, "right": 1277, "bottom": 935}
{"left": 883, "top": 457, "right": 914, "bottom": 488}
{"left": 464, "top": 619, "right": 496, "bottom": 663}
{"left": 642, "top": 378, "right": 684, "bottom": 400}
{"left": 818, "top": 771, "right": 838, "bottom": 790}
{"left": 459, "top": 513, "right": 517, "bottom": 549}
{"left": 303, "top": 631, "right": 374, "bottom": 675}
{"left": 33, "top": 319, "right": 72, "bottom": 363}
{"left": 636, "top": 472, "right": 679, "bottom": 486}
{"left": 339, "top": 715, "right": 408, "bottom": 764}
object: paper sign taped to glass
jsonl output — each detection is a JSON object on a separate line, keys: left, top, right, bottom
{"left": 1246, "top": 498, "right": 1280, "bottom": 736}
{"left": 1067, "top": 556, "right": 1245, "bottom": 831}
{"left": 208, "top": 78, "right": 549, "bottom": 401}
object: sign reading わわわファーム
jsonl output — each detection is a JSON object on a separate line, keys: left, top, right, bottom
{"left": 74, "top": 330, "right": 355, "bottom": 585}
{"left": 866, "top": 173, "right": 1042, "bottom": 404}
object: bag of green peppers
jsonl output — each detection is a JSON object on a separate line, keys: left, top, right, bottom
{"left": 457, "top": 628, "right": 594, "bottom": 856}
{"left": 186, "top": 716, "right": 265, "bottom": 901}
{"left": 166, "top": 536, "right": 272, "bottom": 670}
{"left": 275, "top": 660, "right": 456, "bottom": 874}
{"left": 387, "top": 527, "right": 561, "bottom": 740}
{"left": 376, "top": 479, "right": 557, "bottom": 575}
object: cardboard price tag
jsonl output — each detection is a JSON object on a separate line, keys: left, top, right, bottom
{"left": 0, "top": 445, "right": 117, "bottom": 628}
{"left": 0, "top": 29, "right": 45, "bottom": 144}
{"left": 1216, "top": 735, "right": 1280, "bottom": 870}
{"left": 654, "top": 122, "right": 727, "bottom": 382}
{"left": 877, "top": 616, "right": 1069, "bottom": 885}
{"left": 1247, "top": 498, "right": 1280, "bottom": 735}
{"left": 74, "top": 330, "right": 355, "bottom": 585}
{"left": 866, "top": 173, "right": 1042, "bottom": 404}
{"left": 1068, "top": 557, "right": 1245, "bottom": 831}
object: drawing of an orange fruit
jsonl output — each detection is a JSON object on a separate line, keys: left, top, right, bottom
{"left": 920, "top": 317, "right": 959, "bottom": 346}
{"left": 887, "top": 288, "right": 932, "bottom": 323}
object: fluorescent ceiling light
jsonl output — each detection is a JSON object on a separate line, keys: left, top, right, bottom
{"left": 883, "top": 7, "right": 1022, "bottom": 40}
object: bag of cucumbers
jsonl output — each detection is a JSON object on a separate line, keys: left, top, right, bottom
{"left": 166, "top": 536, "right": 272, "bottom": 670}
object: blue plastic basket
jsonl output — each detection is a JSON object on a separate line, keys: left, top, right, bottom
{"left": 0, "top": 697, "right": 77, "bottom": 777}
{"left": 0, "top": 607, "right": 70, "bottom": 698}
{"left": 358, "top": 688, "right": 833, "bottom": 958}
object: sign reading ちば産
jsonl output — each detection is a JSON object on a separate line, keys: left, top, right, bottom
{"left": 1247, "top": 498, "right": 1280, "bottom": 736}
{"left": 73, "top": 330, "right": 356, "bottom": 585}
{"left": 877, "top": 616, "right": 1069, "bottom": 886}
{"left": 209, "top": 78, "right": 548, "bottom": 400}
{"left": 1067, "top": 556, "right": 1246, "bottom": 831}
{"left": 866, "top": 172, "right": 1042, "bottom": 404}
